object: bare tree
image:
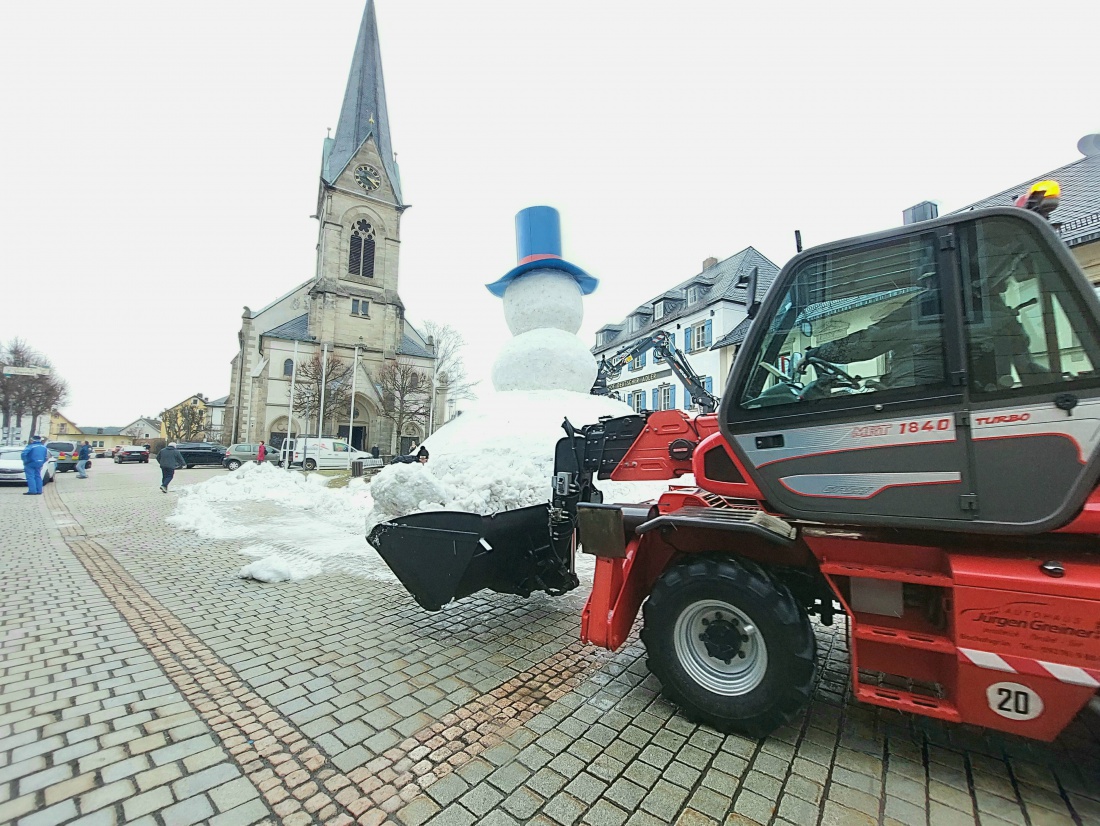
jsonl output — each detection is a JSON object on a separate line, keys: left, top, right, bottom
{"left": 423, "top": 321, "right": 479, "bottom": 403}
{"left": 161, "top": 403, "right": 207, "bottom": 443}
{"left": 0, "top": 338, "right": 67, "bottom": 439}
{"left": 292, "top": 354, "right": 353, "bottom": 435}
{"left": 374, "top": 358, "right": 432, "bottom": 450}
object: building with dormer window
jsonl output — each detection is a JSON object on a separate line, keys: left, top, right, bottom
{"left": 592, "top": 248, "right": 779, "bottom": 412}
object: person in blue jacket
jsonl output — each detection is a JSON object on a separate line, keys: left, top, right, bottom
{"left": 21, "top": 436, "right": 48, "bottom": 495}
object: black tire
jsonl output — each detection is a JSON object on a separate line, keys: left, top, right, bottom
{"left": 114, "top": 457, "right": 120, "bottom": 464}
{"left": 641, "top": 554, "right": 815, "bottom": 736}
{"left": 185, "top": 464, "right": 193, "bottom": 469}
{"left": 303, "top": 458, "right": 317, "bottom": 471}
{"left": 226, "top": 459, "right": 241, "bottom": 471}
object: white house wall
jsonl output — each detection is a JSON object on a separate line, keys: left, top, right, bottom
{"left": 606, "top": 300, "right": 748, "bottom": 411}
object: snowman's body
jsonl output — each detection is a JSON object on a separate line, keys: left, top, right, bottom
{"left": 492, "top": 269, "right": 597, "bottom": 393}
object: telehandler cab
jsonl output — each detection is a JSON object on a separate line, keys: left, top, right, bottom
{"left": 370, "top": 185, "right": 1100, "bottom": 741}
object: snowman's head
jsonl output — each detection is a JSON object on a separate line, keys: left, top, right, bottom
{"left": 503, "top": 269, "right": 584, "bottom": 336}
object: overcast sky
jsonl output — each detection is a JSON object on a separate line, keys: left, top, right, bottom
{"left": 1, "top": 1, "right": 1097, "bottom": 426}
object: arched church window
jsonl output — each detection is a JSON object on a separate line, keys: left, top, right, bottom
{"left": 348, "top": 219, "right": 376, "bottom": 279}
{"left": 283, "top": 359, "right": 294, "bottom": 377}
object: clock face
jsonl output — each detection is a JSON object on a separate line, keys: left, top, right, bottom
{"left": 354, "top": 164, "right": 382, "bottom": 192}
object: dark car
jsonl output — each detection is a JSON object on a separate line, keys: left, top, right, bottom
{"left": 114, "top": 445, "right": 150, "bottom": 464}
{"left": 45, "top": 440, "right": 80, "bottom": 472}
{"left": 175, "top": 442, "right": 228, "bottom": 469}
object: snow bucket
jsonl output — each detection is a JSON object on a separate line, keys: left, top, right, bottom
{"left": 366, "top": 504, "right": 578, "bottom": 611}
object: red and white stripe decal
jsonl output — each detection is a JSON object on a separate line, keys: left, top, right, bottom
{"left": 958, "top": 647, "right": 1100, "bottom": 688}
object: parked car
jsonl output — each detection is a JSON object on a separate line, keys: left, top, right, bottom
{"left": 0, "top": 446, "right": 57, "bottom": 486}
{"left": 288, "top": 437, "right": 379, "bottom": 471}
{"left": 93, "top": 445, "right": 109, "bottom": 459}
{"left": 175, "top": 442, "right": 228, "bottom": 468}
{"left": 222, "top": 443, "right": 281, "bottom": 471}
{"left": 45, "top": 440, "right": 79, "bottom": 472}
{"left": 114, "top": 445, "right": 150, "bottom": 464}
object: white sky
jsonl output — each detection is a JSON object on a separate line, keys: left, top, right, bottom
{"left": 1, "top": 0, "right": 1097, "bottom": 426}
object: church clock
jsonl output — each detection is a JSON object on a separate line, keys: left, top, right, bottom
{"left": 354, "top": 164, "right": 382, "bottom": 192}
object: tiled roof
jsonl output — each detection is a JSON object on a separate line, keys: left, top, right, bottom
{"left": 397, "top": 333, "right": 433, "bottom": 359}
{"left": 206, "top": 395, "right": 229, "bottom": 407}
{"left": 952, "top": 154, "right": 1100, "bottom": 247}
{"left": 77, "top": 426, "right": 125, "bottom": 436}
{"left": 592, "top": 247, "right": 780, "bottom": 355}
{"left": 261, "top": 314, "right": 311, "bottom": 342}
{"left": 710, "top": 317, "right": 753, "bottom": 350}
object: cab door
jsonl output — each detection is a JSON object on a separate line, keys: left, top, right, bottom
{"left": 722, "top": 225, "right": 974, "bottom": 529}
{"left": 957, "top": 213, "right": 1100, "bottom": 530}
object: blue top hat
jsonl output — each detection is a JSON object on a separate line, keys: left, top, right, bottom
{"left": 485, "top": 206, "right": 598, "bottom": 298}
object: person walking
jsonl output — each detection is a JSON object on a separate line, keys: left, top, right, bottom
{"left": 256, "top": 440, "right": 266, "bottom": 464}
{"left": 157, "top": 442, "right": 186, "bottom": 492}
{"left": 76, "top": 441, "right": 92, "bottom": 478}
{"left": 21, "top": 436, "right": 48, "bottom": 495}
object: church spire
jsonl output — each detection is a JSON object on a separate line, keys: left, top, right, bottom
{"left": 322, "top": 0, "right": 402, "bottom": 203}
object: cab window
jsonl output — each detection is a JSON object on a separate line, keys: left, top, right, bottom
{"left": 959, "top": 216, "right": 1100, "bottom": 395}
{"left": 739, "top": 233, "right": 947, "bottom": 409}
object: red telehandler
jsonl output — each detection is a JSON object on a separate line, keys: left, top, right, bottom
{"left": 371, "top": 183, "right": 1100, "bottom": 741}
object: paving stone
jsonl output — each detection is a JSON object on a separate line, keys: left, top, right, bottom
{"left": 544, "top": 791, "right": 587, "bottom": 825}
{"left": 161, "top": 794, "right": 216, "bottom": 826}
{"left": 460, "top": 783, "right": 505, "bottom": 816}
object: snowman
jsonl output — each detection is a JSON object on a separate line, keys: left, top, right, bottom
{"left": 365, "top": 206, "right": 633, "bottom": 530}
{"left": 485, "top": 206, "right": 599, "bottom": 393}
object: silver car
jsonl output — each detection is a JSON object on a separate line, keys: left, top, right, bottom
{"left": 223, "top": 443, "right": 282, "bottom": 471}
{"left": 0, "top": 447, "right": 57, "bottom": 486}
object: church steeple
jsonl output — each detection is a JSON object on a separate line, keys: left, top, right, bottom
{"left": 322, "top": 0, "right": 402, "bottom": 203}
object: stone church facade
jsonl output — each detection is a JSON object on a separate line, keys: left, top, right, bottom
{"left": 226, "top": 0, "right": 444, "bottom": 456}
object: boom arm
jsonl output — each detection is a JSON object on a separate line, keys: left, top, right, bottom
{"left": 592, "top": 331, "right": 719, "bottom": 413}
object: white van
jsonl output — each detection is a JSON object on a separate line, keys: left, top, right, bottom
{"left": 284, "top": 438, "right": 382, "bottom": 471}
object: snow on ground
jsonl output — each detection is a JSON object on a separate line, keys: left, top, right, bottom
{"left": 170, "top": 394, "right": 694, "bottom": 586}
{"left": 168, "top": 463, "right": 390, "bottom": 582}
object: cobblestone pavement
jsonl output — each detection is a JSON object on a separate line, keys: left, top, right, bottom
{"left": 2, "top": 460, "right": 1100, "bottom": 826}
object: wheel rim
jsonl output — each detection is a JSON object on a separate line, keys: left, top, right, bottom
{"left": 673, "top": 599, "right": 768, "bottom": 696}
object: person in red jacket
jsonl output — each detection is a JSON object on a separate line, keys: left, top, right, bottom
{"left": 257, "top": 441, "right": 267, "bottom": 464}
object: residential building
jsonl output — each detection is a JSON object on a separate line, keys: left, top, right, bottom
{"left": 226, "top": 0, "right": 444, "bottom": 454}
{"left": 204, "top": 396, "right": 228, "bottom": 445}
{"left": 120, "top": 417, "right": 163, "bottom": 442}
{"left": 160, "top": 395, "right": 208, "bottom": 443}
{"left": 952, "top": 133, "right": 1100, "bottom": 283}
{"left": 48, "top": 411, "right": 81, "bottom": 441}
{"left": 592, "top": 249, "right": 780, "bottom": 412}
{"left": 3, "top": 412, "right": 48, "bottom": 445}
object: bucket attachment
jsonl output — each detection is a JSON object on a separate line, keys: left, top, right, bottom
{"left": 367, "top": 504, "right": 579, "bottom": 611}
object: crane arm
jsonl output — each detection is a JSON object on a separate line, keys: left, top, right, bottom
{"left": 592, "top": 331, "right": 719, "bottom": 413}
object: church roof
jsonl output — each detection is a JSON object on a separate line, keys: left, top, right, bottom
{"left": 322, "top": 0, "right": 402, "bottom": 203}
{"left": 261, "top": 314, "right": 311, "bottom": 342}
{"left": 397, "top": 333, "right": 433, "bottom": 358}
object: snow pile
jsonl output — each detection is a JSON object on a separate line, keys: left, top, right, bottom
{"left": 168, "top": 462, "right": 392, "bottom": 582}
{"left": 491, "top": 329, "right": 598, "bottom": 393}
{"left": 503, "top": 270, "right": 583, "bottom": 335}
{"left": 366, "top": 389, "right": 655, "bottom": 530}
{"left": 239, "top": 552, "right": 321, "bottom": 583}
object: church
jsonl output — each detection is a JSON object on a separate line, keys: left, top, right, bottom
{"left": 225, "top": 0, "right": 444, "bottom": 456}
